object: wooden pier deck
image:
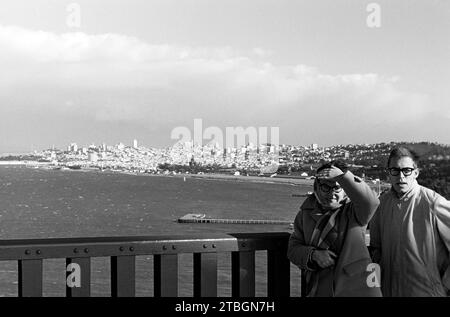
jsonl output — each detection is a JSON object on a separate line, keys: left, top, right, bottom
{"left": 178, "top": 214, "right": 292, "bottom": 225}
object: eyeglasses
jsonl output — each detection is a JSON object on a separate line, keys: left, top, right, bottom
{"left": 318, "top": 183, "right": 343, "bottom": 193}
{"left": 387, "top": 167, "right": 416, "bottom": 176}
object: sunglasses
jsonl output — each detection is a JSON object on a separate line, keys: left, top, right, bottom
{"left": 318, "top": 183, "right": 343, "bottom": 193}
{"left": 387, "top": 167, "right": 416, "bottom": 176}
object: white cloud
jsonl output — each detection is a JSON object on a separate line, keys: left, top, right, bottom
{"left": 0, "top": 25, "right": 240, "bottom": 63}
{"left": 0, "top": 24, "right": 434, "bottom": 139}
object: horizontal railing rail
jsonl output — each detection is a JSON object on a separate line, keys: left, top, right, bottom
{"left": 0, "top": 232, "right": 295, "bottom": 297}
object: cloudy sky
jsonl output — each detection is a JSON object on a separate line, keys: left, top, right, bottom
{"left": 0, "top": 0, "right": 448, "bottom": 153}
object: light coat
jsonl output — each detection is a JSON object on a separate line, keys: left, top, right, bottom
{"left": 370, "top": 181, "right": 450, "bottom": 296}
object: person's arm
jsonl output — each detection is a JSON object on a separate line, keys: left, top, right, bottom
{"left": 434, "top": 196, "right": 450, "bottom": 289}
{"left": 435, "top": 195, "right": 450, "bottom": 250}
{"left": 287, "top": 211, "right": 317, "bottom": 271}
{"left": 337, "top": 170, "right": 380, "bottom": 226}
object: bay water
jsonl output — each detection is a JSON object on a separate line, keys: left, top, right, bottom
{"left": 0, "top": 166, "right": 311, "bottom": 296}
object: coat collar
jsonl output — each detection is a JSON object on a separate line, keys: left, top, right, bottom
{"left": 301, "top": 195, "right": 323, "bottom": 221}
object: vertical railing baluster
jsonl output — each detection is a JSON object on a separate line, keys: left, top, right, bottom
{"left": 66, "top": 257, "right": 91, "bottom": 297}
{"left": 111, "top": 256, "right": 135, "bottom": 297}
{"left": 154, "top": 254, "right": 178, "bottom": 297}
{"left": 193, "top": 252, "right": 217, "bottom": 297}
{"left": 18, "top": 259, "right": 43, "bottom": 297}
{"left": 267, "top": 249, "right": 290, "bottom": 297}
{"left": 231, "top": 251, "right": 255, "bottom": 297}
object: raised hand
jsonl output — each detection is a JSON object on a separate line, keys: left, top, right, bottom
{"left": 316, "top": 165, "right": 344, "bottom": 181}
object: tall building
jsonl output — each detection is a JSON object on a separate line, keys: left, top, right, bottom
{"left": 69, "top": 143, "right": 78, "bottom": 152}
{"left": 88, "top": 151, "right": 98, "bottom": 162}
{"left": 133, "top": 139, "right": 138, "bottom": 149}
{"left": 269, "top": 145, "right": 275, "bottom": 154}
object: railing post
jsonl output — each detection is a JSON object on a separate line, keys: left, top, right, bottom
{"left": 154, "top": 254, "right": 178, "bottom": 297}
{"left": 111, "top": 256, "right": 135, "bottom": 297}
{"left": 267, "top": 249, "right": 290, "bottom": 297}
{"left": 193, "top": 252, "right": 217, "bottom": 297}
{"left": 18, "top": 259, "right": 43, "bottom": 297}
{"left": 66, "top": 257, "right": 91, "bottom": 297}
{"left": 231, "top": 251, "right": 255, "bottom": 297}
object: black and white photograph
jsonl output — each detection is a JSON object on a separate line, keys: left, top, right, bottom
{"left": 0, "top": 0, "right": 449, "bottom": 306}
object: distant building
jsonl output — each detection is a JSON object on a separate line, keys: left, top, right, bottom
{"left": 133, "top": 139, "right": 138, "bottom": 149}
{"left": 88, "top": 151, "right": 98, "bottom": 162}
{"left": 311, "top": 143, "right": 318, "bottom": 150}
{"left": 269, "top": 145, "right": 275, "bottom": 154}
{"left": 69, "top": 143, "right": 78, "bottom": 153}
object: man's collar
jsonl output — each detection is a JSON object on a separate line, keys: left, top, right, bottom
{"left": 301, "top": 195, "right": 317, "bottom": 210}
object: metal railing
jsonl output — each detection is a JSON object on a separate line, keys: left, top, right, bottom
{"left": 0, "top": 232, "right": 298, "bottom": 297}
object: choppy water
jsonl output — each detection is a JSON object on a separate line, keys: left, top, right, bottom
{"left": 0, "top": 166, "right": 311, "bottom": 297}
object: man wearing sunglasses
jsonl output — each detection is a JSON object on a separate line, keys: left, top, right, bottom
{"left": 370, "top": 147, "right": 450, "bottom": 296}
{"left": 287, "top": 160, "right": 381, "bottom": 297}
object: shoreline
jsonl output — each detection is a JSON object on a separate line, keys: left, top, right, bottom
{"left": 5, "top": 161, "right": 314, "bottom": 186}
{"left": 0, "top": 160, "right": 31, "bottom": 165}
{"left": 173, "top": 172, "right": 315, "bottom": 186}
{"left": 95, "top": 168, "right": 315, "bottom": 186}
{"left": 1, "top": 161, "right": 390, "bottom": 189}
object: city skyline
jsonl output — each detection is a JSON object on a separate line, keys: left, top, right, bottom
{"left": 0, "top": 0, "right": 449, "bottom": 153}
{"left": 3, "top": 138, "right": 449, "bottom": 156}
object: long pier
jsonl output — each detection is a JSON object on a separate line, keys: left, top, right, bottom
{"left": 178, "top": 213, "right": 292, "bottom": 225}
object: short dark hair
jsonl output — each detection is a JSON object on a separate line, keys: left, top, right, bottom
{"left": 387, "top": 147, "right": 420, "bottom": 168}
